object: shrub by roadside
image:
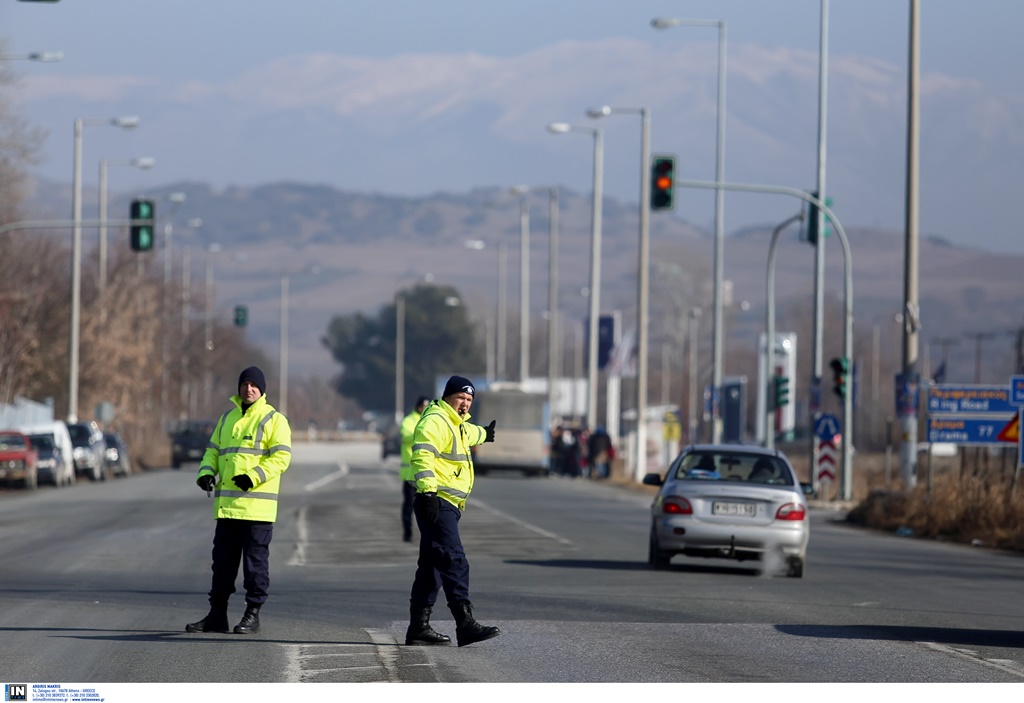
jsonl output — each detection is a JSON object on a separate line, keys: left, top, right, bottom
{"left": 847, "top": 474, "right": 1024, "bottom": 551}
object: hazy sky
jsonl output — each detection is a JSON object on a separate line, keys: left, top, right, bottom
{"left": 5, "top": 0, "right": 1024, "bottom": 251}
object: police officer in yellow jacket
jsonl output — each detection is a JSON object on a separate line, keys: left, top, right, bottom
{"left": 405, "top": 375, "right": 500, "bottom": 647}
{"left": 400, "top": 396, "right": 431, "bottom": 542}
{"left": 186, "top": 366, "right": 292, "bottom": 636}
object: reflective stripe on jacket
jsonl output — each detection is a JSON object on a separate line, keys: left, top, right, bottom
{"left": 411, "top": 399, "right": 487, "bottom": 510}
{"left": 399, "top": 409, "right": 423, "bottom": 483}
{"left": 196, "top": 393, "right": 292, "bottom": 522}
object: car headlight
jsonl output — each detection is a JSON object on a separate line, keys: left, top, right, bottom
{"left": 38, "top": 458, "right": 56, "bottom": 470}
{"left": 73, "top": 447, "right": 85, "bottom": 459}
{"left": 6, "top": 459, "right": 24, "bottom": 470}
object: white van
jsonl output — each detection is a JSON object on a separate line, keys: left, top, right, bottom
{"left": 17, "top": 421, "right": 76, "bottom": 487}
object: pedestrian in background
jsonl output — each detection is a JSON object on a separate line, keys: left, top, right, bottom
{"left": 186, "top": 365, "right": 292, "bottom": 636}
{"left": 400, "top": 395, "right": 432, "bottom": 542}
{"left": 404, "top": 375, "right": 501, "bottom": 647}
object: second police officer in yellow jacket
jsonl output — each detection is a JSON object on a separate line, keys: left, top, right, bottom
{"left": 400, "top": 396, "right": 432, "bottom": 542}
{"left": 404, "top": 375, "right": 501, "bottom": 647}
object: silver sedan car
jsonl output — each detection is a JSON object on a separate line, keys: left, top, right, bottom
{"left": 643, "top": 444, "right": 812, "bottom": 577}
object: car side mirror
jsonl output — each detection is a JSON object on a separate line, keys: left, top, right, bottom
{"left": 642, "top": 473, "right": 663, "bottom": 487}
{"left": 800, "top": 482, "right": 815, "bottom": 496}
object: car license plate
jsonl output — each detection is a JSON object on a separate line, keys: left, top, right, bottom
{"left": 713, "top": 501, "right": 755, "bottom": 517}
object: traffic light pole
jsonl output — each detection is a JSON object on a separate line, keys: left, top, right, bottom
{"left": 765, "top": 211, "right": 804, "bottom": 449}
{"left": 675, "top": 179, "right": 854, "bottom": 500}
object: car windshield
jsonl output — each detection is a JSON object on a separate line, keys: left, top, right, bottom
{"left": 29, "top": 434, "right": 56, "bottom": 451}
{"left": 67, "top": 425, "right": 92, "bottom": 445}
{"left": 0, "top": 433, "right": 27, "bottom": 450}
{"left": 671, "top": 451, "right": 793, "bottom": 486}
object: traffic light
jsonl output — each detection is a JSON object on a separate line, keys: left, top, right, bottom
{"left": 650, "top": 155, "right": 675, "bottom": 211}
{"left": 806, "top": 191, "right": 820, "bottom": 245}
{"left": 806, "top": 191, "right": 833, "bottom": 245}
{"left": 773, "top": 375, "right": 790, "bottom": 409}
{"left": 233, "top": 305, "right": 248, "bottom": 328}
{"left": 130, "top": 199, "right": 155, "bottom": 252}
{"left": 830, "top": 357, "right": 849, "bottom": 398}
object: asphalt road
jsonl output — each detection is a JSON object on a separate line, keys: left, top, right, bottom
{"left": 2, "top": 440, "right": 1023, "bottom": 687}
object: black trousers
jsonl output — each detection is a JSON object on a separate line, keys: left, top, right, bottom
{"left": 401, "top": 481, "right": 416, "bottom": 538}
{"left": 208, "top": 518, "right": 273, "bottom": 606}
{"left": 409, "top": 499, "right": 470, "bottom": 608}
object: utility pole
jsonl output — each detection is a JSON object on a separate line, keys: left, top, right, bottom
{"left": 964, "top": 331, "right": 998, "bottom": 384}
{"left": 898, "top": 0, "right": 921, "bottom": 489}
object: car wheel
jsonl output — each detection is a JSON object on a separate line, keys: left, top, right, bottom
{"left": 786, "top": 556, "right": 805, "bottom": 578}
{"left": 648, "top": 528, "right": 671, "bottom": 570}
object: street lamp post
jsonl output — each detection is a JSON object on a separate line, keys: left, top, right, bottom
{"left": 98, "top": 156, "right": 155, "bottom": 319}
{"left": 203, "top": 243, "right": 222, "bottom": 416}
{"left": 547, "top": 122, "right": 604, "bottom": 431}
{"left": 687, "top": 308, "right": 702, "bottom": 445}
{"left": 279, "top": 267, "right": 322, "bottom": 418}
{"left": 68, "top": 115, "right": 140, "bottom": 422}
{"left": 652, "top": 16, "right": 727, "bottom": 443}
{"left": 511, "top": 186, "right": 531, "bottom": 382}
{"left": 395, "top": 291, "right": 405, "bottom": 425}
{"left": 547, "top": 187, "right": 560, "bottom": 423}
{"left": 587, "top": 104, "right": 651, "bottom": 478}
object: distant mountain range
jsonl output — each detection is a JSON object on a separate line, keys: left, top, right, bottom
{"left": 25, "top": 178, "right": 1024, "bottom": 387}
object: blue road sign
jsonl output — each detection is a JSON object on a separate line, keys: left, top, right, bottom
{"left": 814, "top": 413, "right": 840, "bottom": 441}
{"left": 926, "top": 384, "right": 1015, "bottom": 415}
{"left": 1011, "top": 376, "right": 1024, "bottom": 406}
{"left": 927, "top": 415, "right": 1014, "bottom": 445}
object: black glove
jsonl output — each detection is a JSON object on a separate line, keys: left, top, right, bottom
{"left": 197, "top": 475, "right": 215, "bottom": 492}
{"left": 414, "top": 492, "right": 440, "bottom": 525}
{"left": 484, "top": 420, "right": 496, "bottom": 443}
{"left": 232, "top": 474, "right": 254, "bottom": 492}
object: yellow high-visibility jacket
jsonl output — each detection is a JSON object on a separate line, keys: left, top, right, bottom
{"left": 411, "top": 399, "right": 487, "bottom": 510}
{"left": 399, "top": 408, "right": 424, "bottom": 483}
{"left": 197, "top": 393, "right": 292, "bottom": 522}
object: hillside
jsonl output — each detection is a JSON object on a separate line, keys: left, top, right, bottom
{"left": 24, "top": 179, "right": 1024, "bottom": 387}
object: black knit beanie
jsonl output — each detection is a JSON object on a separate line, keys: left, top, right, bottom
{"left": 442, "top": 375, "right": 475, "bottom": 399}
{"left": 238, "top": 366, "right": 267, "bottom": 396}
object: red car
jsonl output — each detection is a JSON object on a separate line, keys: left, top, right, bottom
{"left": 0, "top": 431, "right": 39, "bottom": 489}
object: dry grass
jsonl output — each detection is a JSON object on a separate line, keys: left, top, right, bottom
{"left": 825, "top": 452, "right": 1024, "bottom": 551}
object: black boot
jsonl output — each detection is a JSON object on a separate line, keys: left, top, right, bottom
{"left": 448, "top": 600, "right": 500, "bottom": 647}
{"left": 405, "top": 605, "right": 451, "bottom": 646}
{"left": 185, "top": 604, "right": 229, "bottom": 633}
{"left": 233, "top": 603, "right": 261, "bottom": 635}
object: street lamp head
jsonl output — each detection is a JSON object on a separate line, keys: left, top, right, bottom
{"left": 586, "top": 106, "right": 612, "bottom": 119}
{"left": 546, "top": 122, "right": 572, "bottom": 134}
{"left": 509, "top": 185, "right": 529, "bottom": 196}
{"left": 28, "top": 51, "right": 63, "bottom": 62}
{"left": 185, "top": 218, "right": 203, "bottom": 228}
{"left": 445, "top": 296, "right": 461, "bottom": 307}
{"left": 132, "top": 157, "right": 156, "bottom": 169}
{"left": 464, "top": 239, "right": 486, "bottom": 250}
{"left": 168, "top": 192, "right": 187, "bottom": 203}
{"left": 113, "top": 116, "right": 140, "bottom": 129}
{"left": 651, "top": 17, "right": 682, "bottom": 30}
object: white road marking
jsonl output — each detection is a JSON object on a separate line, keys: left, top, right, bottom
{"left": 920, "top": 641, "right": 1024, "bottom": 679}
{"left": 304, "top": 462, "right": 349, "bottom": 492}
{"left": 471, "top": 497, "right": 575, "bottom": 546}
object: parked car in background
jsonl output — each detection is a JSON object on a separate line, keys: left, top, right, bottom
{"left": 25, "top": 433, "right": 68, "bottom": 487}
{"left": 19, "top": 421, "right": 75, "bottom": 487}
{"left": 103, "top": 432, "right": 132, "bottom": 478}
{"left": 170, "top": 420, "right": 214, "bottom": 469}
{"left": 643, "top": 444, "right": 812, "bottom": 578}
{"left": 380, "top": 426, "right": 400, "bottom": 459}
{"left": 66, "top": 421, "right": 108, "bottom": 481}
{"left": 0, "top": 430, "right": 39, "bottom": 489}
